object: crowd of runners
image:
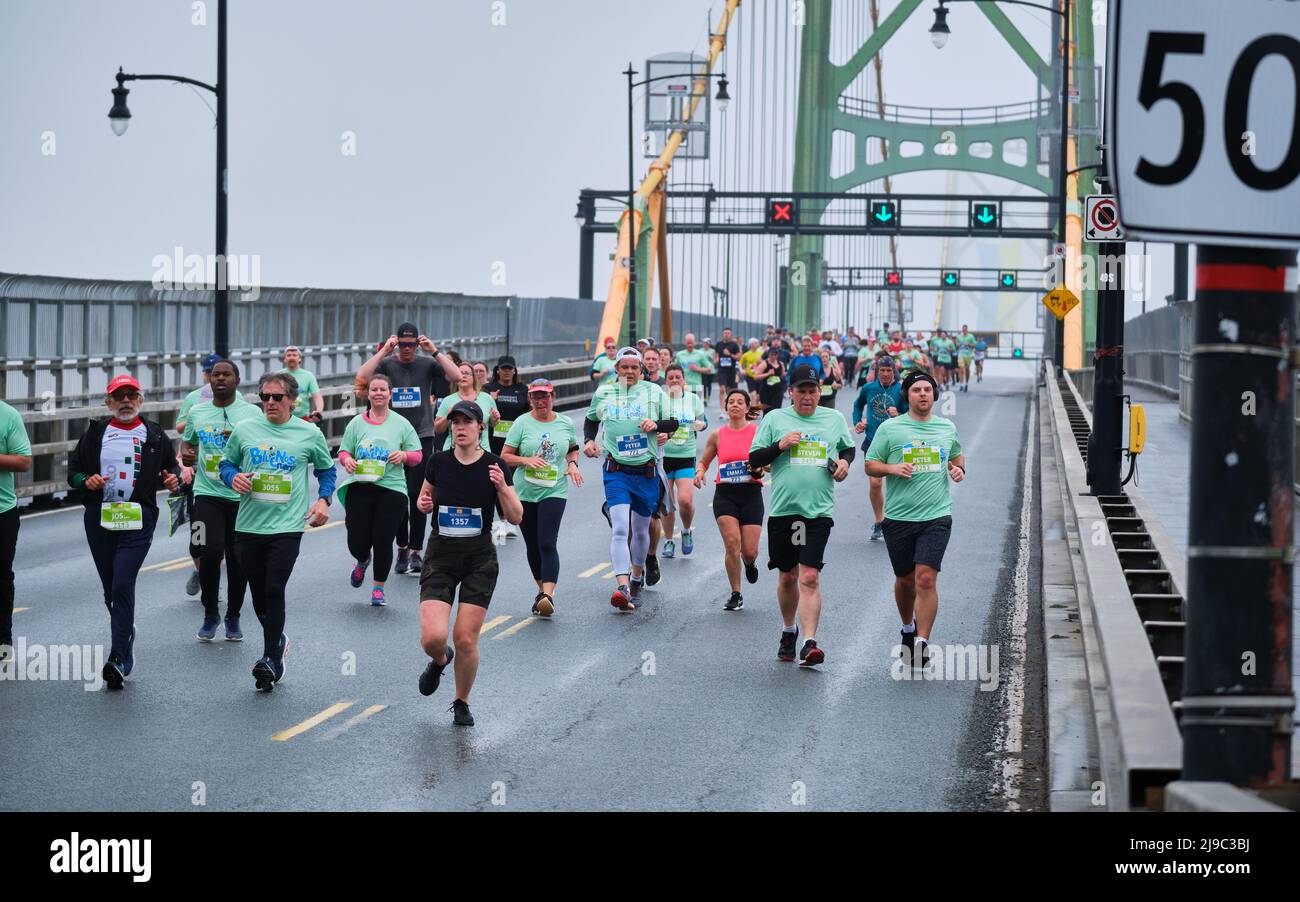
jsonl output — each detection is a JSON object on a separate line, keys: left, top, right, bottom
{"left": 1, "top": 320, "right": 981, "bottom": 727}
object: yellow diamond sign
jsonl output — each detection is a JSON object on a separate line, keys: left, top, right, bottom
{"left": 1042, "top": 285, "right": 1080, "bottom": 320}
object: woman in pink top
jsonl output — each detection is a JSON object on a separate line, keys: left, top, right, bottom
{"left": 694, "top": 389, "right": 765, "bottom": 611}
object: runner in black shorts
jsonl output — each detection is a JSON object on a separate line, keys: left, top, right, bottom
{"left": 416, "top": 400, "right": 523, "bottom": 726}
{"left": 695, "top": 389, "right": 763, "bottom": 610}
{"left": 714, "top": 327, "right": 742, "bottom": 411}
{"left": 865, "top": 372, "right": 965, "bottom": 668}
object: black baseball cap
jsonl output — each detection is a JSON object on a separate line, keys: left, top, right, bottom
{"left": 789, "top": 363, "right": 820, "bottom": 387}
{"left": 448, "top": 400, "right": 484, "bottom": 423}
{"left": 496, "top": 355, "right": 517, "bottom": 369}
{"left": 396, "top": 322, "right": 419, "bottom": 339}
{"left": 902, "top": 371, "right": 939, "bottom": 396}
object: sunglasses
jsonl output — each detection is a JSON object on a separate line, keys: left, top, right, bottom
{"left": 397, "top": 341, "right": 418, "bottom": 349}
{"left": 259, "top": 392, "right": 288, "bottom": 403}
{"left": 109, "top": 390, "right": 141, "bottom": 401}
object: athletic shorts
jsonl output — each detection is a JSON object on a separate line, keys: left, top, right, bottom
{"left": 745, "top": 376, "right": 760, "bottom": 395}
{"left": 958, "top": 353, "right": 973, "bottom": 364}
{"left": 420, "top": 537, "right": 499, "bottom": 608}
{"left": 662, "top": 455, "right": 695, "bottom": 482}
{"left": 882, "top": 516, "right": 953, "bottom": 577}
{"left": 603, "top": 463, "right": 659, "bottom": 517}
{"left": 713, "top": 484, "right": 764, "bottom": 526}
{"left": 766, "top": 514, "right": 834, "bottom": 572}
{"left": 974, "top": 352, "right": 985, "bottom": 362}
{"left": 718, "top": 364, "right": 738, "bottom": 387}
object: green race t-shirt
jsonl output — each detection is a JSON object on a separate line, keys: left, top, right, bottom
{"left": 282, "top": 368, "right": 319, "bottom": 418}
{"left": 504, "top": 413, "right": 578, "bottom": 502}
{"left": 436, "top": 392, "right": 498, "bottom": 451}
{"left": 957, "top": 334, "right": 977, "bottom": 356}
{"left": 867, "top": 414, "right": 963, "bottom": 522}
{"left": 222, "top": 415, "right": 334, "bottom": 535}
{"left": 0, "top": 401, "right": 32, "bottom": 514}
{"left": 591, "top": 355, "right": 618, "bottom": 386}
{"left": 751, "top": 404, "right": 853, "bottom": 519}
{"left": 586, "top": 380, "right": 665, "bottom": 465}
{"left": 661, "top": 389, "right": 706, "bottom": 459}
{"left": 338, "top": 410, "right": 421, "bottom": 503}
{"left": 674, "top": 349, "right": 714, "bottom": 387}
{"left": 177, "top": 385, "right": 212, "bottom": 428}
{"left": 182, "top": 396, "right": 261, "bottom": 501}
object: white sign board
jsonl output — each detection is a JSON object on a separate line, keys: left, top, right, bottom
{"left": 1107, "top": 0, "right": 1300, "bottom": 247}
{"left": 1084, "top": 195, "right": 1125, "bottom": 241}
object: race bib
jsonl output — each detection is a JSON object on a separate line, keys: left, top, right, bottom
{"left": 202, "top": 452, "right": 223, "bottom": 476}
{"left": 438, "top": 505, "right": 482, "bottom": 537}
{"left": 819, "top": 384, "right": 833, "bottom": 397}
{"left": 765, "top": 376, "right": 781, "bottom": 386}
{"left": 790, "top": 439, "right": 829, "bottom": 467}
{"left": 100, "top": 501, "right": 143, "bottom": 531}
{"left": 524, "top": 463, "right": 559, "bottom": 488}
{"left": 391, "top": 387, "right": 421, "bottom": 409}
{"left": 902, "top": 442, "right": 945, "bottom": 474}
{"left": 250, "top": 472, "right": 293, "bottom": 503}
{"left": 493, "top": 419, "right": 514, "bottom": 437}
{"left": 719, "top": 357, "right": 734, "bottom": 367}
{"left": 718, "top": 460, "right": 751, "bottom": 483}
{"left": 353, "top": 458, "right": 386, "bottom": 482}
{"left": 616, "top": 432, "right": 648, "bottom": 455}
{"left": 669, "top": 425, "right": 691, "bottom": 445}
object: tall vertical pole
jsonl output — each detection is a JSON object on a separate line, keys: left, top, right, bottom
{"left": 578, "top": 191, "right": 595, "bottom": 299}
{"left": 1053, "top": 0, "right": 1069, "bottom": 374}
{"left": 625, "top": 64, "right": 638, "bottom": 345}
{"left": 1182, "top": 245, "right": 1297, "bottom": 786}
{"left": 214, "top": 0, "right": 229, "bottom": 358}
{"left": 1173, "top": 243, "right": 1189, "bottom": 303}
{"left": 1086, "top": 239, "right": 1123, "bottom": 495}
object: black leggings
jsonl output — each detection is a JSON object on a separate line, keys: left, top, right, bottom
{"left": 521, "top": 497, "right": 566, "bottom": 584}
{"left": 0, "top": 507, "right": 17, "bottom": 644}
{"left": 233, "top": 532, "right": 302, "bottom": 660}
{"left": 344, "top": 483, "right": 407, "bottom": 581}
{"left": 191, "top": 495, "right": 248, "bottom": 618}
{"left": 396, "top": 435, "right": 435, "bottom": 550}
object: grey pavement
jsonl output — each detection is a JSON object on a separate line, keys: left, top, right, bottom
{"left": 2, "top": 361, "right": 1041, "bottom": 811}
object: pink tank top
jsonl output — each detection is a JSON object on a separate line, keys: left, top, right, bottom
{"left": 715, "top": 422, "right": 761, "bottom": 485}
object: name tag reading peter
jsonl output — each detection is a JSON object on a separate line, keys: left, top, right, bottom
{"left": 902, "top": 442, "right": 945, "bottom": 474}
{"left": 438, "top": 505, "right": 483, "bottom": 537}
{"left": 616, "top": 432, "right": 648, "bottom": 455}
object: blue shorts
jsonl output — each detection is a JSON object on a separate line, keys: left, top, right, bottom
{"left": 603, "top": 464, "right": 660, "bottom": 517}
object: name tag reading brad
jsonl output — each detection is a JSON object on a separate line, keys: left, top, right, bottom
{"left": 902, "top": 442, "right": 945, "bottom": 474}
{"left": 438, "top": 505, "right": 483, "bottom": 537}
{"left": 616, "top": 432, "right": 648, "bottom": 455}
{"left": 100, "top": 501, "right": 143, "bottom": 531}
{"left": 250, "top": 472, "right": 293, "bottom": 502}
{"left": 718, "top": 460, "right": 751, "bottom": 483}
{"left": 391, "top": 387, "right": 421, "bottom": 409}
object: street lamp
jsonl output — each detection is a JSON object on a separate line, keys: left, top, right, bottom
{"left": 624, "top": 63, "right": 730, "bottom": 343}
{"left": 107, "top": 0, "right": 230, "bottom": 358}
{"left": 930, "top": 0, "right": 1072, "bottom": 374}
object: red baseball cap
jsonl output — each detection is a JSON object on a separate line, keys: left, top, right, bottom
{"left": 107, "top": 374, "right": 141, "bottom": 394}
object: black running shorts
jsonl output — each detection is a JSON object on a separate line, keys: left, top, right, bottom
{"left": 882, "top": 516, "right": 953, "bottom": 576}
{"left": 712, "top": 484, "right": 764, "bottom": 527}
{"left": 766, "top": 514, "right": 833, "bottom": 572}
{"left": 420, "top": 537, "right": 499, "bottom": 608}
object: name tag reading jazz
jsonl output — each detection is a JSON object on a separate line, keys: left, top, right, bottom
{"left": 790, "top": 438, "right": 828, "bottom": 467}
{"left": 902, "top": 443, "right": 945, "bottom": 474}
{"left": 100, "top": 501, "right": 143, "bottom": 531}
{"left": 250, "top": 472, "right": 293, "bottom": 502}
{"left": 438, "top": 505, "right": 483, "bottom": 537}
{"left": 391, "top": 387, "right": 420, "bottom": 409}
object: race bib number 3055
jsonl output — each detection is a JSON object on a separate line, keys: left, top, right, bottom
{"left": 250, "top": 472, "right": 293, "bottom": 502}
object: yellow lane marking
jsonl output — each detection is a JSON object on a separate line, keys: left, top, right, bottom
{"left": 272, "top": 701, "right": 355, "bottom": 741}
{"left": 318, "top": 704, "right": 387, "bottom": 740}
{"left": 493, "top": 617, "right": 536, "bottom": 640}
{"left": 306, "top": 520, "right": 345, "bottom": 533}
{"left": 13, "top": 608, "right": 29, "bottom": 614}
{"left": 578, "top": 562, "right": 610, "bottom": 578}
{"left": 480, "top": 615, "right": 511, "bottom": 636}
{"left": 160, "top": 560, "right": 194, "bottom": 573}
{"left": 601, "top": 570, "right": 616, "bottom": 579}
{"left": 140, "top": 556, "right": 192, "bottom": 573}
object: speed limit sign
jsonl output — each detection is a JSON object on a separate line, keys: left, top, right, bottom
{"left": 1107, "top": 0, "right": 1300, "bottom": 247}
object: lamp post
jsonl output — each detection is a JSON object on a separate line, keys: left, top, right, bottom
{"left": 930, "top": 0, "right": 1071, "bottom": 373}
{"left": 108, "top": 0, "right": 229, "bottom": 358}
{"left": 624, "top": 64, "right": 729, "bottom": 344}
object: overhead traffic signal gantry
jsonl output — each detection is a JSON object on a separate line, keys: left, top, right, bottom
{"left": 970, "top": 200, "right": 1000, "bottom": 232}
{"left": 766, "top": 198, "right": 798, "bottom": 229}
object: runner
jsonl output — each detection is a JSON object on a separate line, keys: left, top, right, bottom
{"left": 472, "top": 361, "right": 490, "bottom": 389}
{"left": 590, "top": 336, "right": 619, "bottom": 386}
{"left": 695, "top": 388, "right": 762, "bottom": 610}
{"left": 219, "top": 372, "right": 335, "bottom": 692}
{"left": 817, "top": 345, "right": 843, "bottom": 409}
{"left": 748, "top": 364, "right": 854, "bottom": 666}
{"left": 852, "top": 356, "right": 906, "bottom": 541}
{"left": 700, "top": 338, "right": 716, "bottom": 403}
{"left": 674, "top": 333, "right": 714, "bottom": 402}
{"left": 956, "top": 325, "right": 977, "bottom": 392}
{"left": 356, "top": 324, "right": 462, "bottom": 578}
{"left": 739, "top": 338, "right": 764, "bottom": 404}
{"left": 175, "top": 352, "right": 222, "bottom": 598}
{"left": 657, "top": 345, "right": 673, "bottom": 375}
{"left": 180, "top": 359, "right": 261, "bottom": 640}
{"left": 485, "top": 355, "right": 528, "bottom": 540}
{"left": 789, "top": 335, "right": 823, "bottom": 381}
{"left": 714, "top": 327, "right": 742, "bottom": 411}
{"left": 434, "top": 362, "right": 499, "bottom": 452}
{"left": 641, "top": 345, "right": 665, "bottom": 386}
{"left": 0, "top": 398, "right": 32, "bottom": 656}
{"left": 68, "top": 375, "right": 181, "bottom": 688}
{"left": 583, "top": 347, "right": 677, "bottom": 610}
{"left": 500, "top": 378, "right": 581, "bottom": 618}
{"left": 841, "top": 329, "right": 861, "bottom": 387}
{"left": 280, "top": 345, "right": 324, "bottom": 424}
{"left": 927, "top": 332, "right": 949, "bottom": 387}
{"left": 865, "top": 371, "right": 965, "bottom": 668}
{"left": 974, "top": 335, "right": 988, "bottom": 382}
{"left": 752, "top": 347, "right": 788, "bottom": 413}
{"left": 337, "top": 373, "right": 422, "bottom": 607}
{"left": 415, "top": 400, "right": 523, "bottom": 726}
{"left": 659, "top": 364, "right": 707, "bottom": 560}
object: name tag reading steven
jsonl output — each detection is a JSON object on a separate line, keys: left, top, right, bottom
{"left": 100, "top": 501, "right": 143, "bottom": 531}
{"left": 790, "top": 439, "right": 829, "bottom": 467}
{"left": 392, "top": 387, "right": 421, "bottom": 409}
{"left": 438, "top": 505, "right": 483, "bottom": 537}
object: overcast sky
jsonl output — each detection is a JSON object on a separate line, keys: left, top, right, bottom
{"left": 1, "top": 0, "right": 1174, "bottom": 326}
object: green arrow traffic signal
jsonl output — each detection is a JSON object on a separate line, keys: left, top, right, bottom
{"left": 942, "top": 271, "right": 959, "bottom": 287}
{"left": 1012, "top": 348, "right": 1024, "bottom": 359}
{"left": 1000, "top": 272, "right": 1016, "bottom": 288}
{"left": 976, "top": 206, "right": 995, "bottom": 224}
{"left": 875, "top": 207, "right": 893, "bottom": 222}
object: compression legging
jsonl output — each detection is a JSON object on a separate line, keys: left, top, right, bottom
{"left": 608, "top": 503, "right": 653, "bottom": 576}
{"left": 521, "top": 497, "right": 566, "bottom": 583}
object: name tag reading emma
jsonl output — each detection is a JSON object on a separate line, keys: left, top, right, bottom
{"left": 438, "top": 505, "right": 483, "bottom": 537}
{"left": 718, "top": 460, "right": 751, "bottom": 483}
{"left": 100, "top": 501, "right": 143, "bottom": 531}
{"left": 392, "top": 387, "right": 421, "bottom": 409}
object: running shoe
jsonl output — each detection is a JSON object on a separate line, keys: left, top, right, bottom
{"left": 871, "top": 522, "right": 884, "bottom": 542}
{"left": 419, "top": 646, "right": 454, "bottom": 696}
{"left": 370, "top": 587, "right": 386, "bottom": 607}
{"left": 611, "top": 584, "right": 636, "bottom": 611}
{"left": 186, "top": 568, "right": 201, "bottom": 597}
{"left": 197, "top": 615, "right": 220, "bottom": 642}
{"left": 682, "top": 529, "right": 694, "bottom": 555}
{"left": 899, "top": 629, "right": 916, "bottom": 665}
{"left": 661, "top": 539, "right": 675, "bottom": 559}
{"left": 645, "top": 554, "right": 661, "bottom": 586}
{"left": 723, "top": 591, "right": 744, "bottom": 611}
{"left": 350, "top": 559, "right": 369, "bottom": 588}
{"left": 252, "top": 657, "right": 276, "bottom": 692}
{"left": 450, "top": 698, "right": 475, "bottom": 726}
{"left": 124, "top": 626, "right": 136, "bottom": 676}
{"left": 915, "top": 640, "right": 932, "bottom": 670}
{"left": 629, "top": 576, "right": 644, "bottom": 601}
{"left": 103, "top": 656, "right": 125, "bottom": 690}
{"left": 407, "top": 550, "right": 423, "bottom": 577}
{"left": 224, "top": 616, "right": 243, "bottom": 641}
{"left": 799, "top": 639, "right": 825, "bottom": 667}
{"left": 395, "top": 547, "right": 411, "bottom": 574}
{"left": 744, "top": 559, "right": 759, "bottom": 584}
{"left": 532, "top": 593, "right": 555, "bottom": 618}
{"left": 778, "top": 629, "right": 798, "bottom": 662}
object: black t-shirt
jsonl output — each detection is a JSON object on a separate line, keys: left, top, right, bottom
{"left": 377, "top": 355, "right": 441, "bottom": 439}
{"left": 424, "top": 449, "right": 505, "bottom": 546}
{"left": 486, "top": 380, "right": 530, "bottom": 425}
{"left": 715, "top": 340, "right": 741, "bottom": 367}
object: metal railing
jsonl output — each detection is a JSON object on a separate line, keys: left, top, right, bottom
{"left": 838, "top": 95, "right": 1050, "bottom": 126}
